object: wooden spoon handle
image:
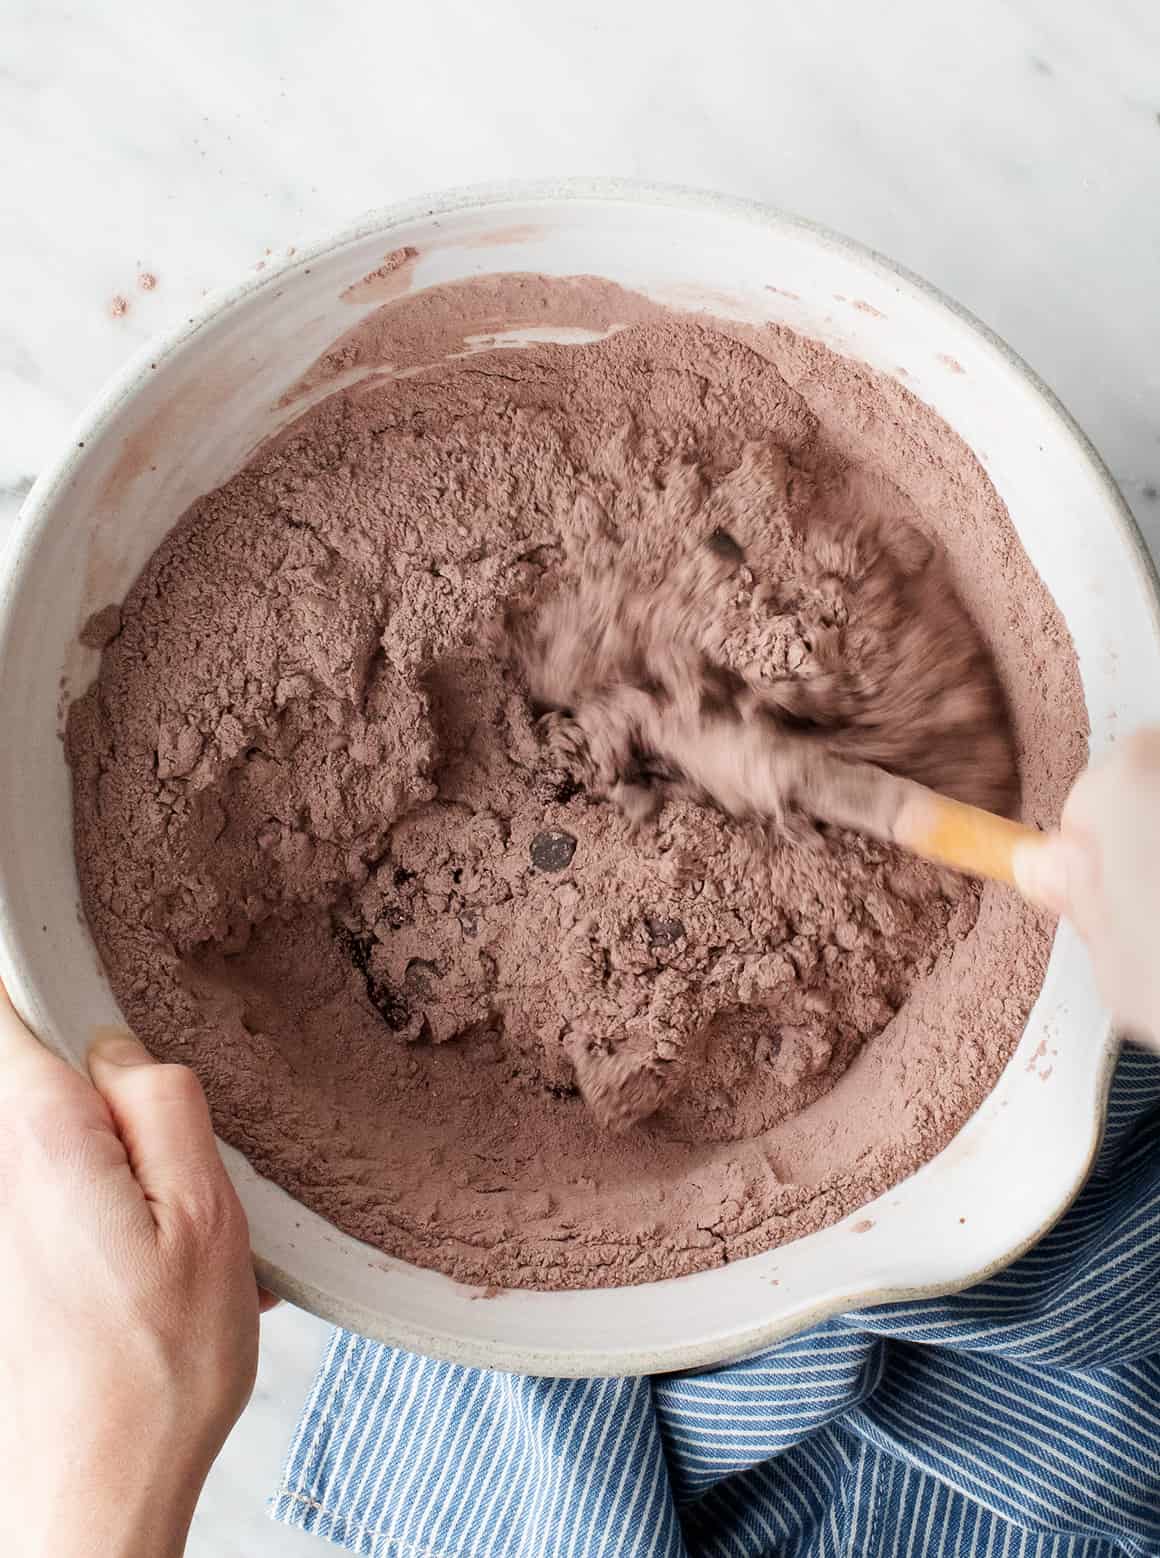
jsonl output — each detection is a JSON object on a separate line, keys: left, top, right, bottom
{"left": 789, "top": 753, "right": 1045, "bottom": 888}
{"left": 630, "top": 708, "right": 1044, "bottom": 890}
{"left": 891, "top": 783, "right": 1045, "bottom": 887}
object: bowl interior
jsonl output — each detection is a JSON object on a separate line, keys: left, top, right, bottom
{"left": 1, "top": 184, "right": 1156, "bottom": 1375}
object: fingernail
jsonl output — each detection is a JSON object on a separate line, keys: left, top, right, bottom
{"left": 88, "top": 1030, "right": 152, "bottom": 1067}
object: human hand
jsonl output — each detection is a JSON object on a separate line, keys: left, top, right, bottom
{"left": 1014, "top": 727, "right": 1160, "bottom": 1051}
{"left": 0, "top": 989, "right": 266, "bottom": 1557}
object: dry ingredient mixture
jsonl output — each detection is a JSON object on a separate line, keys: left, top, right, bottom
{"left": 68, "top": 272, "right": 1085, "bottom": 1288}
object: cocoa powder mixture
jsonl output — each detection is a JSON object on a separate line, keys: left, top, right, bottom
{"left": 68, "top": 273, "right": 1085, "bottom": 1288}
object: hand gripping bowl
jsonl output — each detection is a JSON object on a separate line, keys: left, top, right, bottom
{"left": 2, "top": 180, "right": 1158, "bottom": 1377}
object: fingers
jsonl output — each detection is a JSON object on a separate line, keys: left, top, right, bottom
{"left": 0, "top": 981, "right": 112, "bottom": 1157}
{"left": 1123, "top": 726, "right": 1160, "bottom": 772}
{"left": 87, "top": 1033, "right": 229, "bottom": 1220}
{"left": 1012, "top": 832, "right": 1099, "bottom": 923}
{"left": 1033, "top": 738, "right": 1157, "bottom": 922}
{"left": 1058, "top": 763, "right": 1105, "bottom": 833}
{"left": 0, "top": 977, "right": 57, "bottom": 1073}
{"left": 1012, "top": 834, "right": 1069, "bottom": 914}
{"left": 1062, "top": 731, "right": 1160, "bottom": 831}
{"left": 258, "top": 1286, "right": 281, "bottom": 1314}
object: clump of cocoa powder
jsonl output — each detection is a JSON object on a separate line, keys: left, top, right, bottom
{"left": 67, "top": 274, "right": 1084, "bottom": 1289}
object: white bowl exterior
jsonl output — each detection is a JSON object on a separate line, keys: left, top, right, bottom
{"left": 1, "top": 182, "right": 1157, "bottom": 1376}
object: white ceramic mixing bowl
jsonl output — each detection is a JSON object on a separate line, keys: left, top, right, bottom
{"left": 2, "top": 180, "right": 1158, "bottom": 1377}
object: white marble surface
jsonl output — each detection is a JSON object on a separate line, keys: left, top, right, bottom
{"left": 3, "top": 0, "right": 1159, "bottom": 1551}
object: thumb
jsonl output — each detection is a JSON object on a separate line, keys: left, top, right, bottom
{"left": 0, "top": 976, "right": 59, "bottom": 1076}
{"left": 1012, "top": 833, "right": 1089, "bottom": 918}
{"left": 87, "top": 1032, "right": 226, "bottom": 1216}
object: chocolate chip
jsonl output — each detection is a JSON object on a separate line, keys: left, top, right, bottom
{"left": 545, "top": 1080, "right": 579, "bottom": 1099}
{"left": 530, "top": 830, "right": 576, "bottom": 872}
{"left": 335, "top": 925, "right": 372, "bottom": 978}
{"left": 533, "top": 769, "right": 581, "bottom": 807}
{"left": 459, "top": 909, "right": 479, "bottom": 938}
{"left": 335, "top": 927, "right": 412, "bottom": 1031}
{"left": 374, "top": 988, "right": 414, "bottom": 1031}
{"left": 404, "top": 958, "right": 439, "bottom": 995}
{"left": 646, "top": 916, "right": 685, "bottom": 947}
{"left": 706, "top": 527, "right": 745, "bottom": 564}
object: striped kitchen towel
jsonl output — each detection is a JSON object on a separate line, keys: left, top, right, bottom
{"left": 271, "top": 1046, "right": 1160, "bottom": 1557}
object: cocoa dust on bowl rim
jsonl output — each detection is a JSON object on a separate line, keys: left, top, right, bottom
{"left": 1, "top": 179, "right": 1156, "bottom": 1377}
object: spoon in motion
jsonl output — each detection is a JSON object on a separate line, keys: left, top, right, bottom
{"left": 637, "top": 705, "right": 1047, "bottom": 889}
{"left": 509, "top": 526, "right": 1046, "bottom": 892}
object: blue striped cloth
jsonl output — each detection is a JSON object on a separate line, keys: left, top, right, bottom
{"left": 271, "top": 1047, "right": 1160, "bottom": 1557}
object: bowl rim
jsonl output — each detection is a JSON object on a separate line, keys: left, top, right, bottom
{"left": 3, "top": 177, "right": 1155, "bottom": 1373}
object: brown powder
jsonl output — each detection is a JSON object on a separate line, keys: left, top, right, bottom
{"left": 503, "top": 486, "right": 1019, "bottom": 1131}
{"left": 78, "top": 603, "right": 123, "bottom": 651}
{"left": 341, "top": 246, "right": 421, "bottom": 306}
{"left": 67, "top": 274, "right": 1086, "bottom": 1289}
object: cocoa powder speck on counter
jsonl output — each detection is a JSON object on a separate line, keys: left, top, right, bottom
{"left": 67, "top": 274, "right": 1086, "bottom": 1289}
